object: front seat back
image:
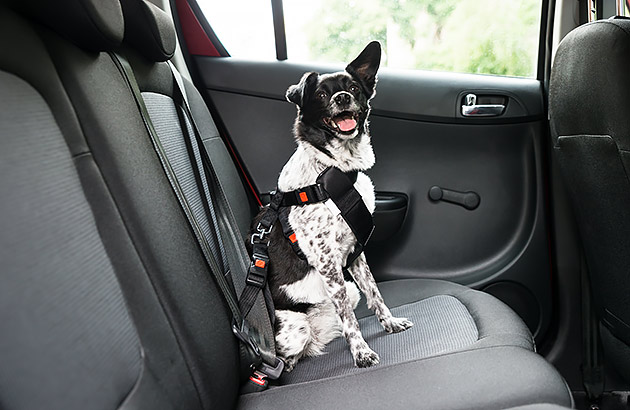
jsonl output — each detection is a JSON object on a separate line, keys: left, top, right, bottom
{"left": 549, "top": 17, "right": 630, "bottom": 381}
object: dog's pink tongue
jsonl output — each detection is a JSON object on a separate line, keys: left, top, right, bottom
{"left": 337, "top": 118, "right": 357, "bottom": 132}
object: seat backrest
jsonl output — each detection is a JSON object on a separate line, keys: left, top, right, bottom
{"left": 549, "top": 17, "right": 630, "bottom": 382}
{"left": 1, "top": 0, "right": 245, "bottom": 408}
{"left": 0, "top": 3, "right": 150, "bottom": 409}
{"left": 111, "top": 0, "right": 278, "bottom": 384}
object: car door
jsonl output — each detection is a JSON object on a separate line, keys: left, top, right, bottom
{"left": 171, "top": 0, "right": 555, "bottom": 344}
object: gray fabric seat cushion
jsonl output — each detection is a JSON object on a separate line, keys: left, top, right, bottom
{"left": 282, "top": 295, "right": 478, "bottom": 384}
{"left": 356, "top": 278, "right": 535, "bottom": 349}
{"left": 238, "top": 346, "right": 573, "bottom": 410}
{"left": 280, "top": 278, "right": 533, "bottom": 385}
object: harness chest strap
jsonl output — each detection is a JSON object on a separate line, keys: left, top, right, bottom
{"left": 244, "top": 167, "right": 374, "bottom": 309}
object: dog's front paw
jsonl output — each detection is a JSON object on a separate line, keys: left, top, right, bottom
{"left": 353, "top": 348, "right": 380, "bottom": 368}
{"left": 381, "top": 316, "right": 414, "bottom": 333}
{"left": 282, "top": 357, "right": 297, "bottom": 373}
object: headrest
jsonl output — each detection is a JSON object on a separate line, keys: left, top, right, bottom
{"left": 550, "top": 18, "right": 630, "bottom": 150}
{"left": 12, "top": 0, "right": 124, "bottom": 51}
{"left": 120, "top": 0, "right": 177, "bottom": 62}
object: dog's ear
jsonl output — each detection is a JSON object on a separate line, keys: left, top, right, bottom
{"left": 286, "top": 72, "right": 319, "bottom": 108}
{"left": 346, "top": 41, "right": 381, "bottom": 96}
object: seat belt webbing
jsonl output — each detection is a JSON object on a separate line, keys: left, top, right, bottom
{"left": 167, "top": 62, "right": 282, "bottom": 379}
{"left": 109, "top": 52, "right": 271, "bottom": 379}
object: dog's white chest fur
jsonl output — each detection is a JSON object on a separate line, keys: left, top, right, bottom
{"left": 277, "top": 139, "right": 376, "bottom": 207}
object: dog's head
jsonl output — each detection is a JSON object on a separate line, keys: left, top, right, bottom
{"left": 286, "top": 41, "right": 381, "bottom": 148}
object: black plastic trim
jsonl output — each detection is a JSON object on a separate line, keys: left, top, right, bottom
{"left": 270, "top": 0, "right": 287, "bottom": 61}
{"left": 537, "top": 0, "right": 552, "bottom": 80}
{"left": 375, "top": 192, "right": 407, "bottom": 211}
{"left": 372, "top": 192, "right": 408, "bottom": 242}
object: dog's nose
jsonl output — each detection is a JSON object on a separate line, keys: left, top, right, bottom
{"left": 334, "top": 93, "right": 351, "bottom": 106}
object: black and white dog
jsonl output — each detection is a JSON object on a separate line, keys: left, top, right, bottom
{"left": 255, "top": 41, "right": 413, "bottom": 372}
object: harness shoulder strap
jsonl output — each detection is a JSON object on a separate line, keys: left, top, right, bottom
{"left": 273, "top": 167, "right": 373, "bottom": 268}
{"left": 317, "top": 167, "right": 374, "bottom": 247}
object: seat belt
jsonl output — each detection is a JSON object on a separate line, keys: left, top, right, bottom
{"left": 109, "top": 52, "right": 281, "bottom": 383}
{"left": 580, "top": 256, "right": 604, "bottom": 406}
{"left": 166, "top": 61, "right": 283, "bottom": 379}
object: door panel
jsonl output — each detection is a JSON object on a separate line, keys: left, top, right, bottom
{"left": 195, "top": 57, "right": 551, "bottom": 339}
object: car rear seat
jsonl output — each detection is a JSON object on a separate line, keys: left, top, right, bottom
{"left": 0, "top": 0, "right": 573, "bottom": 409}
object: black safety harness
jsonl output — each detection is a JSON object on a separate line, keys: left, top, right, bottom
{"left": 239, "top": 167, "right": 375, "bottom": 319}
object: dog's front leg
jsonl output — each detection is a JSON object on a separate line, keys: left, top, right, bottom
{"left": 347, "top": 253, "right": 414, "bottom": 333}
{"left": 318, "top": 260, "right": 380, "bottom": 367}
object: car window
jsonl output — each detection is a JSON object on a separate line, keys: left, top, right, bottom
{"left": 198, "top": 0, "right": 276, "bottom": 60}
{"left": 197, "top": 0, "right": 543, "bottom": 78}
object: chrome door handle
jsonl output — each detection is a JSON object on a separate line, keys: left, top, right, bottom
{"left": 462, "top": 93, "right": 505, "bottom": 117}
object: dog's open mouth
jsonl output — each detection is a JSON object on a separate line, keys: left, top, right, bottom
{"left": 324, "top": 112, "right": 358, "bottom": 134}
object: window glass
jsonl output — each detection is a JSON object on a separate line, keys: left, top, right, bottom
{"left": 196, "top": 0, "right": 276, "bottom": 60}
{"left": 284, "top": 0, "right": 542, "bottom": 78}
{"left": 198, "top": 0, "right": 542, "bottom": 78}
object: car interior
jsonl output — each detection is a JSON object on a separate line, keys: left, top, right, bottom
{"left": 1, "top": 0, "right": 630, "bottom": 408}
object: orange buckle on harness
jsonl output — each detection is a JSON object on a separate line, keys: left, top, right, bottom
{"left": 254, "top": 259, "right": 266, "bottom": 269}
{"left": 299, "top": 191, "right": 308, "bottom": 202}
{"left": 289, "top": 233, "right": 297, "bottom": 243}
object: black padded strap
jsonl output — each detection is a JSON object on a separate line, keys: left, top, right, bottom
{"left": 317, "top": 167, "right": 374, "bottom": 247}
{"left": 345, "top": 170, "right": 358, "bottom": 184}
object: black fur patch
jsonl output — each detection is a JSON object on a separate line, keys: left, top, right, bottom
{"left": 274, "top": 302, "right": 313, "bottom": 313}
{"left": 345, "top": 41, "right": 381, "bottom": 96}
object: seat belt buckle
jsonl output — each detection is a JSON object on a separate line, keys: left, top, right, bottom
{"left": 249, "top": 371, "right": 269, "bottom": 387}
{"left": 232, "top": 320, "right": 284, "bottom": 381}
{"left": 247, "top": 252, "right": 269, "bottom": 288}
{"left": 257, "top": 356, "right": 285, "bottom": 380}
{"left": 232, "top": 319, "right": 261, "bottom": 358}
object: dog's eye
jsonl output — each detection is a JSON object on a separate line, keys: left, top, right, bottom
{"left": 317, "top": 91, "right": 328, "bottom": 100}
{"left": 349, "top": 84, "right": 360, "bottom": 93}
